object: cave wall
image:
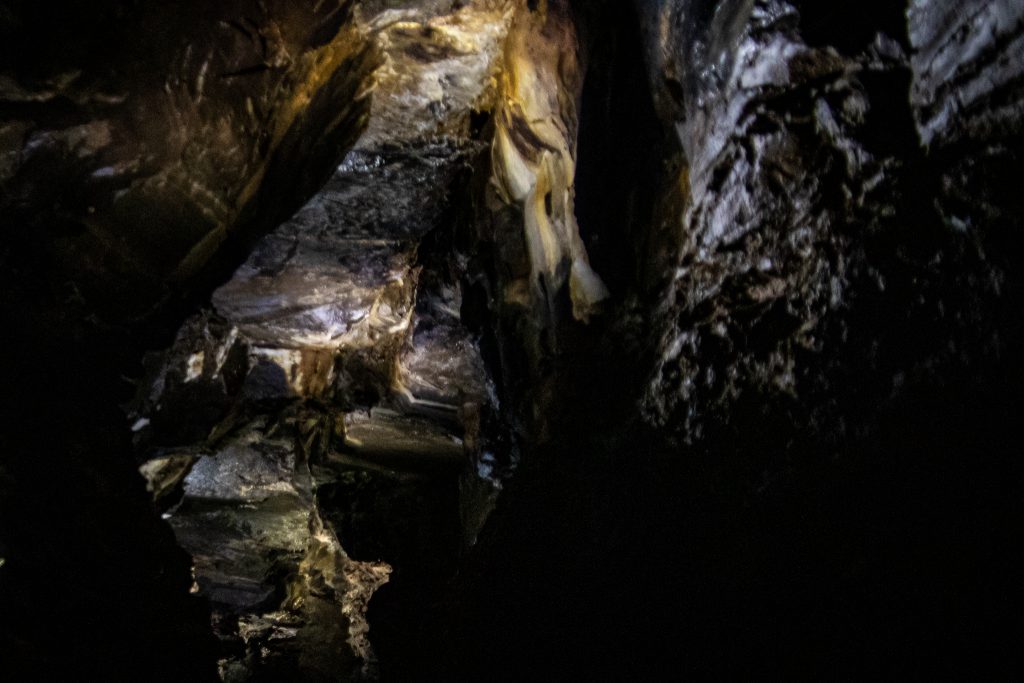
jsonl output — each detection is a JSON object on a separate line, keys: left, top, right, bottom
{"left": 1, "top": 2, "right": 379, "bottom": 678}
{"left": 423, "top": 0, "right": 1024, "bottom": 677}
{"left": 626, "top": 0, "right": 1023, "bottom": 673}
{"left": 1, "top": 1, "right": 378, "bottom": 330}
{"left": 641, "top": 0, "right": 1024, "bottom": 444}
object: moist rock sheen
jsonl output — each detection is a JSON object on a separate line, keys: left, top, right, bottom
{"left": 1, "top": 2, "right": 374, "bottom": 679}
{"left": 130, "top": 139, "right": 499, "bottom": 680}
{"left": 2, "top": 0, "right": 1023, "bottom": 679}
{"left": 417, "top": 1, "right": 1023, "bottom": 678}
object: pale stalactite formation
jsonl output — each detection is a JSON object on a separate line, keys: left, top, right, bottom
{"left": 490, "top": 0, "right": 609, "bottom": 324}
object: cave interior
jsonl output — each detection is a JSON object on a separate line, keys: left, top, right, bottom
{"left": 1, "top": 0, "right": 1022, "bottom": 679}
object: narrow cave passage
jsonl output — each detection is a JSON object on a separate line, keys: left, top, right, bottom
{"left": 2, "top": 0, "right": 1023, "bottom": 680}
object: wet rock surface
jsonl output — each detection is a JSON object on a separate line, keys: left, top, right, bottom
{"left": 0, "top": 0, "right": 378, "bottom": 327}
{"left": 909, "top": 0, "right": 1024, "bottom": 148}
{"left": 163, "top": 421, "right": 391, "bottom": 680}
{"left": 353, "top": 0, "right": 512, "bottom": 148}
{"left": 3, "top": 0, "right": 1023, "bottom": 679}
{"left": 639, "top": 0, "right": 1024, "bottom": 538}
{"left": 409, "top": 1, "right": 1024, "bottom": 678}
{"left": 128, "top": 131, "right": 500, "bottom": 677}
{"left": 1, "top": 2, "right": 375, "bottom": 678}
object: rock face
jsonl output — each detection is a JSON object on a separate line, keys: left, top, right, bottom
{"left": 122, "top": 2, "right": 513, "bottom": 674}
{"left": 2, "top": 2, "right": 372, "bottom": 679}
{"left": 1, "top": 2, "right": 504, "bottom": 677}
{"left": 129, "top": 139, "right": 500, "bottom": 678}
{"left": 909, "top": 0, "right": 1024, "bottom": 148}
{"left": 352, "top": 0, "right": 513, "bottom": 148}
{"left": 0, "top": 0, "right": 379, "bottom": 326}
{"left": 641, "top": 0, "right": 1023, "bottom": 552}
{"left": 2, "top": 0, "right": 1023, "bottom": 679}
{"left": 542, "top": 0, "right": 1020, "bottom": 675}
{"left": 644, "top": 0, "right": 916, "bottom": 442}
{"left": 411, "top": 0, "right": 1024, "bottom": 677}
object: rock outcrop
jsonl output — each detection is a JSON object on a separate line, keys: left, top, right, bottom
{"left": 127, "top": 139, "right": 500, "bottom": 679}
{"left": 416, "top": 0, "right": 1024, "bottom": 677}
{"left": 120, "top": 3, "right": 514, "bottom": 677}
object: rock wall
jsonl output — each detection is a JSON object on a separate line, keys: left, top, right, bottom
{"left": 636, "top": 0, "right": 1023, "bottom": 674}
{"left": 640, "top": 0, "right": 1024, "bottom": 548}
{"left": 423, "top": 0, "right": 1023, "bottom": 676}
{"left": 0, "top": 2, "right": 378, "bottom": 678}
{"left": 1, "top": 1, "right": 378, "bottom": 328}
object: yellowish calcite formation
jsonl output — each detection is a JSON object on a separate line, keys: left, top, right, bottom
{"left": 491, "top": 0, "right": 610, "bottom": 323}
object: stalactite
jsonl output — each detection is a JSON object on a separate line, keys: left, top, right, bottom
{"left": 490, "top": 0, "right": 609, "bottom": 325}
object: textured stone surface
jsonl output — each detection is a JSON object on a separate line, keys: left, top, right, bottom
{"left": 642, "top": 1, "right": 906, "bottom": 441}
{"left": 353, "top": 0, "right": 513, "bottom": 148}
{"left": 396, "top": 277, "right": 492, "bottom": 415}
{"left": 3, "top": 0, "right": 1022, "bottom": 678}
{"left": 909, "top": 0, "right": 1024, "bottom": 147}
{"left": 0, "top": 2, "right": 375, "bottom": 678}
{"left": 414, "top": 0, "right": 1023, "bottom": 677}
{"left": 0, "top": 1, "right": 378, "bottom": 326}
{"left": 126, "top": 97, "right": 499, "bottom": 680}
{"left": 633, "top": 0, "right": 1023, "bottom": 477}
{"left": 162, "top": 421, "right": 391, "bottom": 680}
